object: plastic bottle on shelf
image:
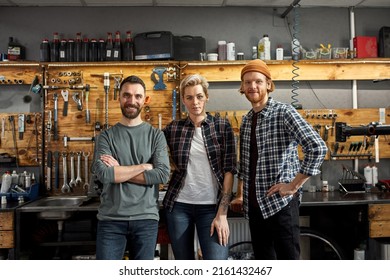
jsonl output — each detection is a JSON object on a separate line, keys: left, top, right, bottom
{"left": 89, "top": 39, "right": 98, "bottom": 62}
{"left": 258, "top": 34, "right": 271, "bottom": 60}
{"left": 7, "top": 37, "right": 25, "bottom": 61}
{"left": 113, "top": 31, "right": 122, "bottom": 61}
{"left": 39, "top": 38, "right": 50, "bottom": 62}
{"left": 59, "top": 39, "right": 67, "bottom": 62}
{"left": 81, "top": 37, "right": 89, "bottom": 62}
{"left": 50, "top": 32, "right": 60, "bottom": 62}
{"left": 252, "top": 46, "right": 257, "bottom": 59}
{"left": 98, "top": 38, "right": 106, "bottom": 61}
{"left": 218, "top": 41, "right": 227, "bottom": 61}
{"left": 227, "top": 42, "right": 236, "bottom": 60}
{"left": 105, "top": 32, "right": 114, "bottom": 61}
{"left": 123, "top": 31, "right": 134, "bottom": 61}
{"left": 67, "top": 38, "right": 75, "bottom": 62}
{"left": 276, "top": 45, "right": 284, "bottom": 60}
{"left": 322, "top": 180, "right": 329, "bottom": 192}
{"left": 74, "top": 32, "right": 82, "bottom": 62}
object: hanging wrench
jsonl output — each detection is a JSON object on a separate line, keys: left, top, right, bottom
{"left": 61, "top": 152, "right": 71, "bottom": 193}
{"left": 69, "top": 152, "right": 77, "bottom": 188}
{"left": 61, "top": 90, "right": 69, "bottom": 116}
{"left": 75, "top": 151, "right": 82, "bottom": 185}
{"left": 83, "top": 151, "right": 90, "bottom": 190}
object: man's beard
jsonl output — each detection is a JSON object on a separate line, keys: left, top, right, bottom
{"left": 121, "top": 104, "right": 141, "bottom": 120}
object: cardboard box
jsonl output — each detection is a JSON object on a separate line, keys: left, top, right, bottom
{"left": 353, "top": 36, "right": 378, "bottom": 58}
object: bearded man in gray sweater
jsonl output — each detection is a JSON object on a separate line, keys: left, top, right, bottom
{"left": 93, "top": 75, "right": 170, "bottom": 260}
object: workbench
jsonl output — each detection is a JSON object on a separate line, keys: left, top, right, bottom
{"left": 5, "top": 189, "right": 389, "bottom": 259}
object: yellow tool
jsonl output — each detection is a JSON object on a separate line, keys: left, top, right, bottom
{"left": 320, "top": 43, "right": 331, "bottom": 50}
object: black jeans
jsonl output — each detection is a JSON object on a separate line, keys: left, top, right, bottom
{"left": 248, "top": 196, "right": 300, "bottom": 260}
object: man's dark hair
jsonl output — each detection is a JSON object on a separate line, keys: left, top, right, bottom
{"left": 120, "top": 75, "right": 146, "bottom": 92}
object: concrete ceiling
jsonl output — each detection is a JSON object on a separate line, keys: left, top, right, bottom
{"left": 0, "top": 0, "right": 389, "bottom": 8}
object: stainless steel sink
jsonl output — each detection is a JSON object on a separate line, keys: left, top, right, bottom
{"left": 35, "top": 196, "right": 86, "bottom": 207}
{"left": 22, "top": 196, "right": 89, "bottom": 220}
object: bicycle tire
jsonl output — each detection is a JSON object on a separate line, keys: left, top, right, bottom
{"left": 228, "top": 228, "right": 345, "bottom": 260}
{"left": 300, "top": 227, "right": 345, "bottom": 260}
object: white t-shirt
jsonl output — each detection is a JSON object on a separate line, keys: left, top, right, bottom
{"left": 177, "top": 127, "right": 218, "bottom": 204}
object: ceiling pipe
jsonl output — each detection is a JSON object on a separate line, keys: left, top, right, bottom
{"left": 280, "top": 0, "right": 301, "bottom": 18}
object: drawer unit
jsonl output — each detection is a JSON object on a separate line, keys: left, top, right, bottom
{"left": 368, "top": 204, "right": 390, "bottom": 238}
{"left": 0, "top": 212, "right": 14, "bottom": 248}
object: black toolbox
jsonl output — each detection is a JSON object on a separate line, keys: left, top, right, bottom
{"left": 173, "top": 35, "right": 206, "bottom": 61}
{"left": 378, "top": 26, "right": 390, "bottom": 57}
{"left": 134, "top": 31, "right": 174, "bottom": 60}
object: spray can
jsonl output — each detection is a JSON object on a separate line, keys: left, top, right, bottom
{"left": 25, "top": 173, "right": 32, "bottom": 189}
{"left": 364, "top": 165, "right": 373, "bottom": 192}
{"left": 226, "top": 42, "right": 236, "bottom": 61}
{"left": 11, "top": 170, "right": 18, "bottom": 185}
{"left": 372, "top": 165, "right": 378, "bottom": 186}
{"left": 1, "top": 171, "right": 12, "bottom": 193}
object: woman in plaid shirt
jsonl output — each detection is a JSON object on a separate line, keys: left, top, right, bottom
{"left": 163, "top": 74, "right": 237, "bottom": 260}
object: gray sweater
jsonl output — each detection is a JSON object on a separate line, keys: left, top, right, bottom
{"left": 93, "top": 122, "right": 170, "bottom": 221}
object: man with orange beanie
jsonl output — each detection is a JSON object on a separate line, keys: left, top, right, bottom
{"left": 230, "top": 59, "right": 327, "bottom": 259}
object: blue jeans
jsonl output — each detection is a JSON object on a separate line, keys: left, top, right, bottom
{"left": 248, "top": 195, "right": 300, "bottom": 260}
{"left": 165, "top": 202, "right": 228, "bottom": 260}
{"left": 96, "top": 219, "right": 158, "bottom": 260}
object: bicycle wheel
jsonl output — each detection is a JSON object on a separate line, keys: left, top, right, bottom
{"left": 300, "top": 227, "right": 345, "bottom": 260}
{"left": 228, "top": 241, "right": 254, "bottom": 260}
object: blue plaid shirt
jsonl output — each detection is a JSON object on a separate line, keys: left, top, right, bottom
{"left": 238, "top": 97, "right": 327, "bottom": 219}
{"left": 163, "top": 113, "right": 237, "bottom": 211}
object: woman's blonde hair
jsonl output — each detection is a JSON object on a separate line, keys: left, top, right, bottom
{"left": 179, "top": 74, "right": 209, "bottom": 98}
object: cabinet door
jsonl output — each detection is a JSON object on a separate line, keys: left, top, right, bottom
{"left": 0, "top": 231, "right": 14, "bottom": 248}
{"left": 0, "top": 212, "right": 14, "bottom": 230}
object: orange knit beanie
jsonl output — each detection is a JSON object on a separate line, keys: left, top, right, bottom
{"left": 240, "top": 59, "right": 275, "bottom": 92}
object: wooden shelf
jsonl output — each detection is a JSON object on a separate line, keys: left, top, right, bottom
{"left": 180, "top": 58, "right": 390, "bottom": 82}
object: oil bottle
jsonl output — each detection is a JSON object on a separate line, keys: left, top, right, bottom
{"left": 8, "top": 37, "right": 25, "bottom": 61}
{"left": 59, "top": 39, "right": 67, "bottom": 62}
{"left": 105, "top": 32, "right": 114, "bottom": 61}
{"left": 113, "top": 31, "right": 122, "bottom": 61}
{"left": 67, "top": 38, "right": 75, "bottom": 62}
{"left": 123, "top": 31, "right": 134, "bottom": 61}
{"left": 39, "top": 38, "right": 50, "bottom": 62}
{"left": 74, "top": 32, "right": 82, "bottom": 62}
{"left": 50, "top": 32, "right": 60, "bottom": 62}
